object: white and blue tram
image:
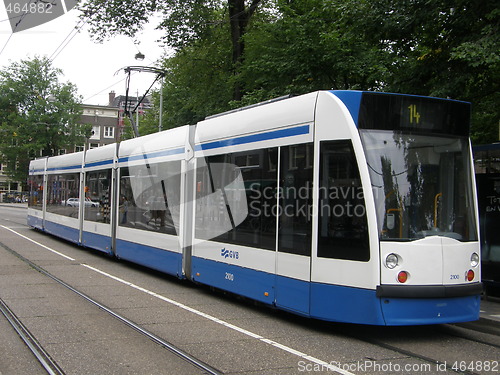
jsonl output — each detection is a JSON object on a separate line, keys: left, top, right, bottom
{"left": 27, "top": 90, "right": 482, "bottom": 325}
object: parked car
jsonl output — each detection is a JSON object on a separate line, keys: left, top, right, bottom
{"left": 62, "top": 198, "right": 99, "bottom": 207}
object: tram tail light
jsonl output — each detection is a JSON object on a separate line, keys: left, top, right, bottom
{"left": 466, "top": 269, "right": 474, "bottom": 281}
{"left": 397, "top": 271, "right": 408, "bottom": 283}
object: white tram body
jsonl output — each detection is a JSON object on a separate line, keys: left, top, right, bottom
{"left": 27, "top": 90, "right": 482, "bottom": 325}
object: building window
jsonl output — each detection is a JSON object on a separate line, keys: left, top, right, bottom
{"left": 90, "top": 126, "right": 100, "bottom": 140}
{"left": 104, "top": 126, "right": 115, "bottom": 138}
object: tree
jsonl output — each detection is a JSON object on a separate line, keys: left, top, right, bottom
{"left": 354, "top": 0, "right": 499, "bottom": 143}
{"left": 160, "top": 21, "right": 235, "bottom": 128}
{"left": 140, "top": 0, "right": 392, "bottom": 127}
{"left": 78, "top": 0, "right": 263, "bottom": 101}
{"left": 79, "top": 0, "right": 498, "bottom": 140}
{"left": 240, "top": 0, "right": 391, "bottom": 102}
{"left": 0, "top": 56, "right": 87, "bottom": 186}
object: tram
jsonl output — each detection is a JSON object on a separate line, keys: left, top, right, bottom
{"left": 473, "top": 143, "right": 500, "bottom": 297}
{"left": 28, "top": 90, "right": 482, "bottom": 325}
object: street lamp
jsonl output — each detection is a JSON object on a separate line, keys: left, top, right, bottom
{"left": 134, "top": 51, "right": 164, "bottom": 133}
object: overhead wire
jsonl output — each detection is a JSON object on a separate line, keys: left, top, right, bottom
{"left": 48, "top": 16, "right": 89, "bottom": 62}
{"left": 0, "top": 0, "right": 87, "bottom": 62}
{"left": 46, "top": 8, "right": 123, "bottom": 103}
{"left": 0, "top": 0, "right": 36, "bottom": 58}
{"left": 83, "top": 60, "right": 162, "bottom": 103}
{"left": 1, "top": 1, "right": 164, "bottom": 104}
{"left": 47, "top": 7, "right": 163, "bottom": 103}
{"left": 0, "top": 2, "right": 111, "bottom": 104}
{"left": 83, "top": 76, "right": 130, "bottom": 103}
{"left": 0, "top": 13, "right": 25, "bottom": 24}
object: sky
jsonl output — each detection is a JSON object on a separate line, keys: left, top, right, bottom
{"left": 0, "top": 6, "right": 168, "bottom": 105}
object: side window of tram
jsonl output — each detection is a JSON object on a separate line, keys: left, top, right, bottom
{"left": 119, "top": 162, "right": 182, "bottom": 236}
{"left": 318, "top": 141, "right": 369, "bottom": 261}
{"left": 46, "top": 173, "right": 80, "bottom": 217}
{"left": 28, "top": 175, "right": 44, "bottom": 209}
{"left": 84, "top": 170, "right": 111, "bottom": 223}
{"left": 278, "top": 143, "right": 313, "bottom": 256}
{"left": 195, "top": 148, "right": 278, "bottom": 250}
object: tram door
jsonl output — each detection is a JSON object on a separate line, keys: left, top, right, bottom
{"left": 81, "top": 169, "right": 114, "bottom": 254}
{"left": 275, "top": 143, "right": 314, "bottom": 315}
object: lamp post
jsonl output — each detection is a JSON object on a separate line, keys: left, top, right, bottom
{"left": 159, "top": 78, "right": 164, "bottom": 132}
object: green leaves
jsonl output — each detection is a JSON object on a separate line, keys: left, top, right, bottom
{"left": 78, "top": 0, "right": 498, "bottom": 144}
{"left": 0, "top": 56, "right": 84, "bottom": 186}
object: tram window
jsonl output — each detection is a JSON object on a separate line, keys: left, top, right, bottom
{"left": 84, "top": 169, "right": 111, "bottom": 224}
{"left": 278, "top": 143, "right": 313, "bottom": 256}
{"left": 317, "top": 141, "right": 369, "bottom": 261}
{"left": 28, "top": 175, "right": 44, "bottom": 210}
{"left": 195, "top": 148, "right": 278, "bottom": 250}
{"left": 46, "top": 173, "right": 80, "bottom": 218}
{"left": 119, "top": 161, "right": 181, "bottom": 235}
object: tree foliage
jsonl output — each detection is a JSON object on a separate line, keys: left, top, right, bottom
{"left": 354, "top": 0, "right": 499, "bottom": 143}
{"left": 0, "top": 56, "right": 87, "bottom": 185}
{"left": 240, "top": 0, "right": 391, "bottom": 102}
{"left": 78, "top": 0, "right": 263, "bottom": 101}
{"left": 80, "top": 0, "right": 498, "bottom": 143}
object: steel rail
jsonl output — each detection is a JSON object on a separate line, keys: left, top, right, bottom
{"left": 0, "top": 240, "right": 222, "bottom": 375}
{"left": 0, "top": 297, "right": 66, "bottom": 375}
{"left": 352, "top": 333, "right": 483, "bottom": 375}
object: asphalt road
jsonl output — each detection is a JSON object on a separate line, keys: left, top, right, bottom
{"left": 0, "top": 205, "right": 499, "bottom": 375}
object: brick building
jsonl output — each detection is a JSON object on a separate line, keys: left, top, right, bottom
{"left": 80, "top": 102, "right": 120, "bottom": 149}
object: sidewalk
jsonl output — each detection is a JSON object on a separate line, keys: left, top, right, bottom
{"left": 0, "top": 202, "right": 28, "bottom": 208}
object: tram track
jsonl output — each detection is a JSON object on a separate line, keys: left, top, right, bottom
{"left": 354, "top": 334, "right": 482, "bottom": 375}
{"left": 306, "top": 314, "right": 498, "bottom": 375}
{"left": 0, "top": 216, "right": 498, "bottom": 375}
{"left": 0, "top": 296, "right": 65, "bottom": 375}
{"left": 441, "top": 324, "right": 500, "bottom": 350}
{"left": 330, "top": 321, "right": 500, "bottom": 375}
{"left": 0, "top": 239, "right": 223, "bottom": 375}
{"left": 452, "top": 319, "right": 500, "bottom": 340}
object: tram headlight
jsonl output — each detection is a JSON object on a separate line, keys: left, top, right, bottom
{"left": 470, "top": 253, "right": 479, "bottom": 267}
{"left": 385, "top": 253, "right": 399, "bottom": 269}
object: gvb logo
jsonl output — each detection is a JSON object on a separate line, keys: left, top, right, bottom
{"left": 4, "top": 0, "right": 77, "bottom": 33}
{"left": 221, "top": 248, "right": 239, "bottom": 260}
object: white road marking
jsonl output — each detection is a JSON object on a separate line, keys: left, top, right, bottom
{"left": 82, "top": 263, "right": 354, "bottom": 374}
{"left": 1, "top": 225, "right": 75, "bottom": 261}
{"left": 2, "top": 225, "right": 355, "bottom": 375}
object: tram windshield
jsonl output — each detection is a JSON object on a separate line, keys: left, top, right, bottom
{"left": 360, "top": 130, "right": 477, "bottom": 241}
